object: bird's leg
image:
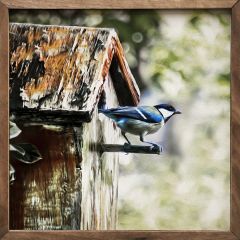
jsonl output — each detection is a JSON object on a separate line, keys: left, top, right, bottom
{"left": 122, "top": 131, "right": 131, "bottom": 145}
{"left": 140, "top": 135, "right": 163, "bottom": 152}
{"left": 140, "top": 135, "right": 157, "bottom": 147}
{"left": 121, "top": 131, "right": 131, "bottom": 154}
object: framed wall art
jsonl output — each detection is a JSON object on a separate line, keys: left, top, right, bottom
{"left": 0, "top": 0, "right": 240, "bottom": 239}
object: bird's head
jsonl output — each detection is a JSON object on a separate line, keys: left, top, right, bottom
{"left": 154, "top": 103, "right": 181, "bottom": 122}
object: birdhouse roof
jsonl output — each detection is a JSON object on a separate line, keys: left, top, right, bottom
{"left": 9, "top": 23, "right": 140, "bottom": 123}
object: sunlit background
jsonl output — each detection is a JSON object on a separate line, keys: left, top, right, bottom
{"left": 10, "top": 9, "right": 231, "bottom": 230}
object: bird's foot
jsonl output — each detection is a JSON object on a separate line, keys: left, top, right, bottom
{"left": 150, "top": 143, "right": 163, "bottom": 154}
{"left": 123, "top": 142, "right": 131, "bottom": 154}
{"left": 123, "top": 142, "right": 131, "bottom": 148}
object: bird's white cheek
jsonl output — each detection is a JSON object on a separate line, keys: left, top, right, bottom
{"left": 160, "top": 109, "right": 173, "bottom": 119}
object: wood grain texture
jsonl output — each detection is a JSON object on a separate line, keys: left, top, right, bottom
{"left": 1, "top": 0, "right": 238, "bottom": 9}
{"left": 9, "top": 54, "right": 123, "bottom": 231}
{"left": 9, "top": 75, "right": 121, "bottom": 231}
{"left": 80, "top": 77, "right": 121, "bottom": 230}
{"left": 9, "top": 23, "right": 139, "bottom": 124}
{"left": 10, "top": 126, "right": 83, "bottom": 230}
{"left": 9, "top": 23, "right": 114, "bottom": 112}
{"left": 231, "top": 1, "right": 240, "bottom": 239}
{"left": 0, "top": 1, "right": 9, "bottom": 239}
{"left": 2, "top": 231, "right": 239, "bottom": 240}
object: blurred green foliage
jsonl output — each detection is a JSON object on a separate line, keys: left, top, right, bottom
{"left": 10, "top": 9, "right": 230, "bottom": 230}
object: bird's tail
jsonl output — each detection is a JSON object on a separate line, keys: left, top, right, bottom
{"left": 98, "top": 108, "right": 117, "bottom": 121}
{"left": 98, "top": 108, "right": 110, "bottom": 114}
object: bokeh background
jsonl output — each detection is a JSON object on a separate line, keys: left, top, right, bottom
{"left": 10, "top": 9, "right": 231, "bottom": 230}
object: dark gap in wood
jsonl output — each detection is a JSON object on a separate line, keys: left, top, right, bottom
{"left": 11, "top": 109, "right": 91, "bottom": 126}
{"left": 97, "top": 89, "right": 107, "bottom": 110}
{"left": 109, "top": 55, "right": 136, "bottom": 106}
{"left": 72, "top": 127, "right": 83, "bottom": 170}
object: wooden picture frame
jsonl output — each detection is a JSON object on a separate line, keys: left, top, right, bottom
{"left": 0, "top": 0, "right": 239, "bottom": 239}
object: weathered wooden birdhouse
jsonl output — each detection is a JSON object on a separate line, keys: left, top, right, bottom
{"left": 9, "top": 23, "right": 140, "bottom": 230}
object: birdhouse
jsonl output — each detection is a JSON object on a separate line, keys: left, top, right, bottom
{"left": 9, "top": 23, "right": 140, "bottom": 230}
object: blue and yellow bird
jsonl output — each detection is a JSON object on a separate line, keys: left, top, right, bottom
{"left": 99, "top": 104, "right": 181, "bottom": 148}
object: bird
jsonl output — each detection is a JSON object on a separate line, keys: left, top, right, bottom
{"left": 99, "top": 103, "right": 181, "bottom": 149}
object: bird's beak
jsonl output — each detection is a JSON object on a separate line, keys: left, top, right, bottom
{"left": 175, "top": 110, "right": 181, "bottom": 114}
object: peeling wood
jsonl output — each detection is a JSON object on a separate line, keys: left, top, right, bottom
{"left": 10, "top": 75, "right": 121, "bottom": 230}
{"left": 9, "top": 23, "right": 139, "bottom": 230}
{"left": 9, "top": 23, "right": 140, "bottom": 124}
{"left": 10, "top": 125, "right": 83, "bottom": 230}
{"left": 80, "top": 75, "right": 120, "bottom": 230}
{"left": 10, "top": 23, "right": 112, "bottom": 112}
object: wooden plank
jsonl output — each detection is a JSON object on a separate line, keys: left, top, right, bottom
{"left": 2, "top": 0, "right": 238, "bottom": 9}
{"left": 0, "top": 1, "right": 9, "bottom": 239}
{"left": 80, "top": 75, "right": 120, "bottom": 230}
{"left": 231, "top": 1, "right": 240, "bottom": 239}
{"left": 11, "top": 109, "right": 91, "bottom": 124}
{"left": 9, "top": 23, "right": 140, "bottom": 124}
{"left": 10, "top": 125, "right": 83, "bottom": 230}
{"left": 2, "top": 231, "right": 239, "bottom": 240}
{"left": 9, "top": 23, "right": 113, "bottom": 113}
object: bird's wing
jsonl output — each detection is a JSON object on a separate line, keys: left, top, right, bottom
{"left": 100, "top": 106, "right": 163, "bottom": 123}
{"left": 138, "top": 106, "right": 163, "bottom": 123}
